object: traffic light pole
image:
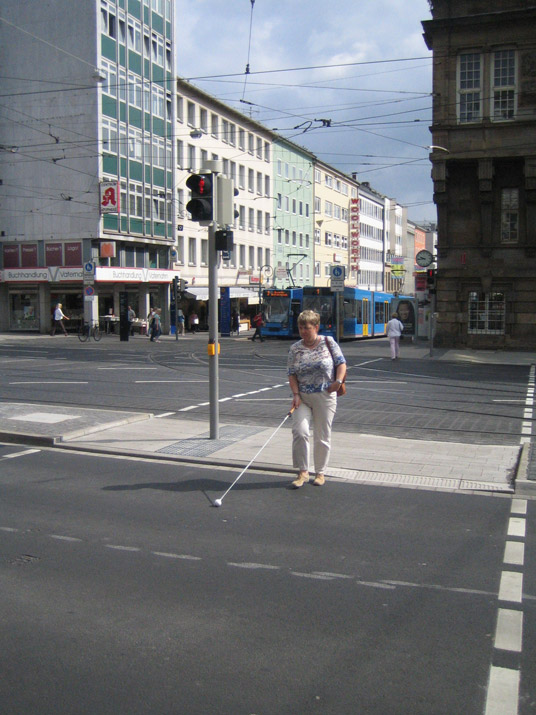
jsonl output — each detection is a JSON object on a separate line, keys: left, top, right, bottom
{"left": 208, "top": 220, "right": 219, "bottom": 439}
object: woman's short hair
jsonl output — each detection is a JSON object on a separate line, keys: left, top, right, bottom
{"left": 298, "top": 310, "right": 320, "bottom": 327}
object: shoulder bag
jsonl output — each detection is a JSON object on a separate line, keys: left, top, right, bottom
{"left": 325, "top": 337, "right": 346, "bottom": 397}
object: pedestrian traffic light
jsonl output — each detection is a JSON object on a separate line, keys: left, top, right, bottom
{"left": 186, "top": 173, "right": 213, "bottom": 222}
{"left": 179, "top": 278, "right": 188, "bottom": 292}
{"left": 426, "top": 268, "right": 436, "bottom": 293}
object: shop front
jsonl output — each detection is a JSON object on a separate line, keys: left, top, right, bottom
{"left": 0, "top": 266, "right": 179, "bottom": 334}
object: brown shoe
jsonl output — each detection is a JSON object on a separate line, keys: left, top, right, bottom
{"left": 291, "top": 472, "right": 309, "bottom": 489}
{"left": 312, "top": 474, "right": 325, "bottom": 486}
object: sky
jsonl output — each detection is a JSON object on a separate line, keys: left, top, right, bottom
{"left": 174, "top": 0, "right": 436, "bottom": 225}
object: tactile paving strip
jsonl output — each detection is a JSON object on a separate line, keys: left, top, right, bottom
{"left": 157, "top": 424, "right": 264, "bottom": 457}
{"left": 327, "top": 468, "right": 514, "bottom": 493}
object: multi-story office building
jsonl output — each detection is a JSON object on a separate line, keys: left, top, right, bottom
{"left": 385, "top": 200, "right": 408, "bottom": 294}
{"left": 175, "top": 79, "right": 273, "bottom": 314}
{"left": 423, "top": 0, "right": 536, "bottom": 348}
{"left": 272, "top": 140, "right": 315, "bottom": 288}
{"left": 0, "top": 0, "right": 176, "bottom": 333}
{"left": 355, "top": 183, "right": 388, "bottom": 291}
{"left": 312, "top": 162, "right": 357, "bottom": 286}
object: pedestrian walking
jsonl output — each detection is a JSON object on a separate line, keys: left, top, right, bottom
{"left": 149, "top": 308, "right": 161, "bottom": 342}
{"left": 127, "top": 305, "right": 136, "bottom": 336}
{"left": 51, "top": 303, "right": 69, "bottom": 336}
{"left": 189, "top": 311, "right": 199, "bottom": 333}
{"left": 287, "top": 310, "right": 346, "bottom": 489}
{"left": 386, "top": 311, "right": 404, "bottom": 360}
{"left": 250, "top": 311, "right": 264, "bottom": 342}
{"left": 231, "top": 309, "right": 240, "bottom": 336}
{"left": 177, "top": 308, "right": 185, "bottom": 335}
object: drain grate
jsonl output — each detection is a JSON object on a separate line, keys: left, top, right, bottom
{"left": 157, "top": 424, "right": 264, "bottom": 457}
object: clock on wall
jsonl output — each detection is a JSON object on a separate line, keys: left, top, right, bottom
{"left": 416, "top": 249, "right": 434, "bottom": 267}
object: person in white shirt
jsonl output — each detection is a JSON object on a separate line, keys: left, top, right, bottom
{"left": 386, "top": 311, "right": 404, "bottom": 360}
{"left": 51, "top": 303, "right": 69, "bottom": 336}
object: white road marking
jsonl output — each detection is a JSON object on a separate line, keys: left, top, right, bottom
{"left": 49, "top": 534, "right": 83, "bottom": 542}
{"left": 179, "top": 405, "right": 199, "bottom": 411}
{"left": 98, "top": 367, "right": 157, "bottom": 370}
{"left": 3, "top": 448, "right": 41, "bottom": 459}
{"left": 503, "top": 541, "right": 524, "bottom": 566}
{"left": 498, "top": 571, "right": 523, "bottom": 603}
{"left": 155, "top": 412, "right": 175, "bottom": 418}
{"left": 0, "top": 526, "right": 18, "bottom": 532}
{"left": 228, "top": 562, "right": 280, "bottom": 570}
{"left": 494, "top": 608, "right": 523, "bottom": 652}
{"left": 153, "top": 552, "right": 201, "bottom": 561}
{"left": 484, "top": 666, "right": 519, "bottom": 715}
{"left": 507, "top": 517, "right": 526, "bottom": 538}
{"left": 290, "top": 571, "right": 334, "bottom": 580}
{"left": 105, "top": 545, "right": 141, "bottom": 552}
{"left": 9, "top": 381, "right": 88, "bottom": 385}
{"left": 511, "top": 499, "right": 527, "bottom": 516}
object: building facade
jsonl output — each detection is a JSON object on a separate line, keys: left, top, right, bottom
{"left": 312, "top": 162, "right": 357, "bottom": 286}
{"left": 175, "top": 79, "right": 273, "bottom": 314}
{"left": 272, "top": 140, "right": 315, "bottom": 288}
{"left": 0, "top": 0, "right": 176, "bottom": 333}
{"left": 423, "top": 0, "right": 536, "bottom": 348}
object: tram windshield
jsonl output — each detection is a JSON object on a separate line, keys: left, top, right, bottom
{"left": 264, "top": 295, "right": 290, "bottom": 326}
{"left": 303, "top": 294, "right": 333, "bottom": 326}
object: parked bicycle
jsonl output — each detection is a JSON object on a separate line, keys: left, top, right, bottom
{"left": 78, "top": 321, "right": 101, "bottom": 342}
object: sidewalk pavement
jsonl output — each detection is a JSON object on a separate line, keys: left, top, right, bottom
{"left": 0, "top": 400, "right": 528, "bottom": 497}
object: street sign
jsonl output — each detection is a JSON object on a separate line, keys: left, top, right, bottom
{"left": 83, "top": 261, "right": 96, "bottom": 285}
{"left": 330, "top": 265, "right": 345, "bottom": 292}
{"left": 84, "top": 285, "right": 95, "bottom": 297}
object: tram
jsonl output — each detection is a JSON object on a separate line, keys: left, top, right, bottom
{"left": 262, "top": 286, "right": 412, "bottom": 340}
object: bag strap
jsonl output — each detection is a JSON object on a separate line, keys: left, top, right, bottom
{"left": 324, "top": 337, "right": 345, "bottom": 383}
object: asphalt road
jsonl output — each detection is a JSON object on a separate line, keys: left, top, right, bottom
{"left": 0, "top": 336, "right": 530, "bottom": 445}
{"left": 1, "top": 445, "right": 534, "bottom": 714}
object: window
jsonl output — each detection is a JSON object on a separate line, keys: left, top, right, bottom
{"left": 176, "top": 236, "right": 184, "bottom": 265}
{"left": 256, "top": 172, "right": 262, "bottom": 195}
{"left": 492, "top": 50, "right": 516, "bottom": 121}
{"left": 314, "top": 196, "right": 321, "bottom": 212}
{"left": 264, "top": 175, "right": 270, "bottom": 197}
{"left": 187, "top": 101, "right": 195, "bottom": 127}
{"left": 102, "top": 118, "right": 118, "bottom": 154}
{"left": 229, "top": 124, "right": 236, "bottom": 146}
{"left": 201, "top": 239, "right": 208, "bottom": 266}
{"left": 188, "top": 237, "right": 196, "bottom": 265}
{"left": 277, "top": 229, "right": 282, "bottom": 244}
{"left": 458, "top": 52, "right": 481, "bottom": 123}
{"left": 101, "top": 60, "right": 117, "bottom": 98}
{"left": 128, "top": 18, "right": 141, "bottom": 52}
{"left": 151, "top": 33, "right": 164, "bottom": 65}
{"left": 238, "top": 128, "right": 245, "bottom": 150}
{"left": 176, "top": 96, "right": 183, "bottom": 122}
{"left": 314, "top": 228, "right": 321, "bottom": 244}
{"left": 248, "top": 208, "right": 255, "bottom": 232}
{"left": 248, "top": 133, "right": 254, "bottom": 154}
{"left": 248, "top": 169, "right": 254, "bottom": 193}
{"left": 129, "top": 183, "right": 143, "bottom": 217}
{"left": 501, "top": 188, "right": 519, "bottom": 243}
{"left": 264, "top": 141, "right": 270, "bottom": 162}
{"left": 239, "top": 165, "right": 245, "bottom": 189}
{"left": 239, "top": 244, "right": 246, "bottom": 268}
{"left": 315, "top": 261, "right": 320, "bottom": 276}
{"left": 249, "top": 246, "right": 255, "bottom": 269}
{"left": 468, "top": 292, "right": 505, "bottom": 334}
{"left": 127, "top": 73, "right": 142, "bottom": 109}
{"left": 257, "top": 210, "right": 262, "bottom": 234}
{"left": 177, "top": 189, "right": 184, "bottom": 218}
{"left": 101, "top": 0, "right": 116, "bottom": 38}
{"left": 256, "top": 137, "right": 263, "bottom": 159}
{"left": 152, "top": 85, "right": 164, "bottom": 118}
{"left": 128, "top": 127, "right": 142, "bottom": 161}
{"left": 264, "top": 212, "right": 270, "bottom": 235}
{"left": 199, "top": 108, "right": 208, "bottom": 133}
{"left": 222, "top": 119, "right": 229, "bottom": 143}
{"left": 325, "top": 201, "right": 333, "bottom": 217}
{"left": 211, "top": 114, "right": 218, "bottom": 137}
{"left": 176, "top": 140, "right": 183, "bottom": 168}
{"left": 257, "top": 247, "right": 263, "bottom": 267}
{"left": 188, "top": 144, "right": 196, "bottom": 171}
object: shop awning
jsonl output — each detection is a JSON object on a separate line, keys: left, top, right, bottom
{"left": 185, "top": 286, "right": 260, "bottom": 304}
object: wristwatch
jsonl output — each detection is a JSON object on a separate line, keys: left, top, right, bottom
{"left": 335, "top": 379, "right": 342, "bottom": 385}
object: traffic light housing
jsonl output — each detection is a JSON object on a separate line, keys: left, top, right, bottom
{"left": 186, "top": 173, "right": 213, "bottom": 222}
{"left": 179, "top": 278, "right": 188, "bottom": 292}
{"left": 216, "top": 175, "right": 239, "bottom": 226}
{"left": 172, "top": 276, "right": 179, "bottom": 300}
{"left": 426, "top": 268, "right": 436, "bottom": 293}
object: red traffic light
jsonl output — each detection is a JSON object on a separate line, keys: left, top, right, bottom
{"left": 186, "top": 173, "right": 213, "bottom": 222}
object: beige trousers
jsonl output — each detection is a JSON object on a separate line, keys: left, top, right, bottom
{"left": 292, "top": 390, "right": 337, "bottom": 474}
